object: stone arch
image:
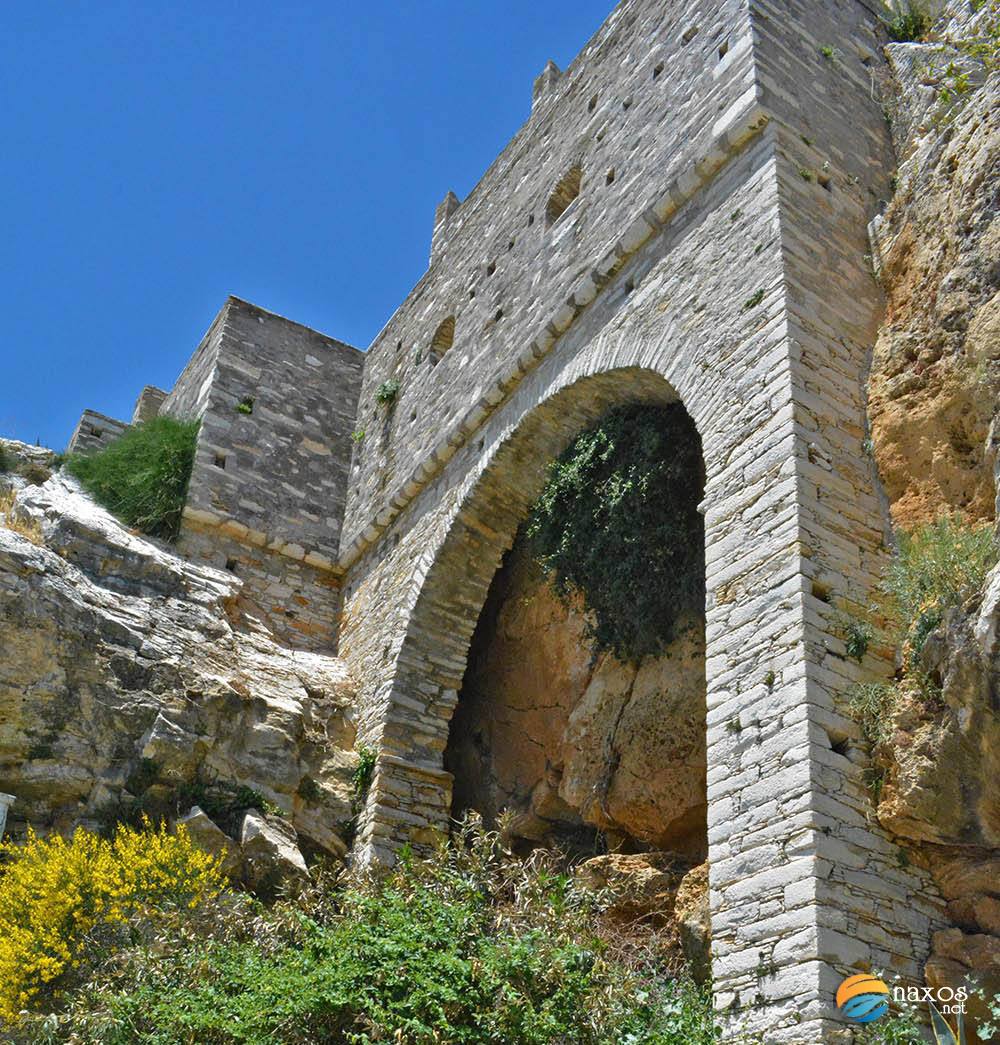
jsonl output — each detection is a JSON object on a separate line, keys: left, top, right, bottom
{"left": 359, "top": 362, "right": 708, "bottom": 856}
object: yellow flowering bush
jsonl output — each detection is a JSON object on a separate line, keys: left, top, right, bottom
{"left": 0, "top": 820, "right": 222, "bottom": 1025}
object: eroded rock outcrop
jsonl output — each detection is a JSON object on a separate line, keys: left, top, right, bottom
{"left": 875, "top": 564, "right": 1000, "bottom": 1022}
{"left": 445, "top": 540, "right": 707, "bottom": 858}
{"left": 0, "top": 442, "right": 359, "bottom": 868}
{"left": 868, "top": 58, "right": 999, "bottom": 529}
{"left": 865, "top": 9, "right": 1000, "bottom": 1017}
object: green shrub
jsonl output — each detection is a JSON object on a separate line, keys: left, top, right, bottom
{"left": 351, "top": 746, "right": 377, "bottom": 800}
{"left": 526, "top": 403, "right": 705, "bottom": 663}
{"left": 849, "top": 681, "right": 898, "bottom": 747}
{"left": 65, "top": 417, "right": 199, "bottom": 541}
{"left": 881, "top": 516, "right": 997, "bottom": 668}
{"left": 0, "top": 444, "right": 11, "bottom": 474}
{"left": 17, "top": 819, "right": 728, "bottom": 1044}
{"left": 883, "top": 1, "right": 933, "bottom": 41}
{"left": 375, "top": 378, "right": 400, "bottom": 405}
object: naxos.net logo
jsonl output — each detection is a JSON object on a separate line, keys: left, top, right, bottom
{"left": 836, "top": 974, "right": 891, "bottom": 1024}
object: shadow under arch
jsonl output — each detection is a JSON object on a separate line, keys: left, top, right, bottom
{"left": 362, "top": 364, "right": 706, "bottom": 859}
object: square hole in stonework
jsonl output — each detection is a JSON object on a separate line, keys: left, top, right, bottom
{"left": 214, "top": 453, "right": 227, "bottom": 470}
{"left": 225, "top": 558, "right": 238, "bottom": 573}
{"left": 653, "top": 62, "right": 664, "bottom": 79}
{"left": 606, "top": 168, "right": 616, "bottom": 185}
{"left": 718, "top": 40, "right": 730, "bottom": 61}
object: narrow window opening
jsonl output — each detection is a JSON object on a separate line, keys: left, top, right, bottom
{"left": 494, "top": 308, "right": 504, "bottom": 323}
{"left": 429, "top": 315, "right": 456, "bottom": 365}
{"left": 588, "top": 93, "right": 598, "bottom": 113}
{"left": 622, "top": 95, "right": 633, "bottom": 110}
{"left": 89, "top": 425, "right": 103, "bottom": 438}
{"left": 469, "top": 288, "right": 476, "bottom": 299}
{"left": 546, "top": 165, "right": 583, "bottom": 226}
{"left": 527, "top": 213, "right": 535, "bottom": 227}
{"left": 718, "top": 40, "right": 729, "bottom": 61}
{"left": 624, "top": 278, "right": 635, "bottom": 294}
{"left": 214, "top": 453, "right": 227, "bottom": 470}
{"left": 606, "top": 168, "right": 616, "bottom": 186}
{"left": 396, "top": 340, "right": 403, "bottom": 353}
{"left": 653, "top": 62, "right": 664, "bottom": 79}
{"left": 225, "top": 558, "right": 238, "bottom": 573}
{"left": 507, "top": 238, "right": 515, "bottom": 252}
{"left": 681, "top": 25, "right": 699, "bottom": 44}
{"left": 486, "top": 261, "right": 496, "bottom": 276}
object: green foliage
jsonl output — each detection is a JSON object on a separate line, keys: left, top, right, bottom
{"left": 883, "top": 1, "right": 933, "bottom": 42}
{"left": 15, "top": 819, "right": 729, "bottom": 1044}
{"left": 64, "top": 417, "right": 199, "bottom": 541}
{"left": 351, "top": 747, "right": 377, "bottom": 800}
{"left": 374, "top": 378, "right": 401, "bottom": 406}
{"left": 742, "top": 289, "right": 765, "bottom": 312}
{"left": 526, "top": 403, "right": 704, "bottom": 662}
{"left": 351, "top": 429, "right": 366, "bottom": 444}
{"left": 844, "top": 617, "right": 874, "bottom": 663}
{"left": 235, "top": 396, "right": 254, "bottom": 415}
{"left": 849, "top": 682, "right": 897, "bottom": 748}
{"left": 881, "top": 516, "right": 997, "bottom": 667}
{"left": 0, "top": 444, "right": 11, "bottom": 474}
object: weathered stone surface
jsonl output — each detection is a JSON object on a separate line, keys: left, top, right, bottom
{"left": 240, "top": 809, "right": 309, "bottom": 892}
{"left": 0, "top": 473, "right": 358, "bottom": 861}
{"left": 177, "top": 805, "right": 242, "bottom": 878}
{"left": 879, "top": 563, "right": 1000, "bottom": 850}
{"left": 576, "top": 853, "right": 711, "bottom": 980}
{"left": 868, "top": 69, "right": 1000, "bottom": 529}
{"left": 445, "top": 541, "right": 706, "bottom": 856}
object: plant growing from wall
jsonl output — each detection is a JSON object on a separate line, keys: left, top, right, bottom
{"left": 374, "top": 378, "right": 401, "bottom": 406}
{"left": 882, "top": 0, "right": 934, "bottom": 41}
{"left": 526, "top": 402, "right": 705, "bottom": 663}
{"left": 64, "top": 417, "right": 199, "bottom": 541}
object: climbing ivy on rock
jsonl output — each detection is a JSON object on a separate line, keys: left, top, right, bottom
{"left": 526, "top": 402, "right": 705, "bottom": 663}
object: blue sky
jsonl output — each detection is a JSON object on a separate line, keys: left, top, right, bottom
{"left": 1, "top": 1, "right": 613, "bottom": 449}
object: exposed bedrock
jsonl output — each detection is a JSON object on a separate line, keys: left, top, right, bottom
{"left": 0, "top": 447, "right": 358, "bottom": 870}
{"left": 444, "top": 538, "right": 707, "bottom": 859}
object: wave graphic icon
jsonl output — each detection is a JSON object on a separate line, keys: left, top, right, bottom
{"left": 836, "top": 974, "right": 890, "bottom": 1024}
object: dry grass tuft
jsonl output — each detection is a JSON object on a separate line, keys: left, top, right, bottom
{"left": 0, "top": 487, "right": 43, "bottom": 545}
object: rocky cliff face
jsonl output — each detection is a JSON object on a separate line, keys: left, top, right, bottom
{"left": 866, "top": 7, "right": 1000, "bottom": 1022}
{"left": 445, "top": 538, "right": 707, "bottom": 859}
{"left": 869, "top": 26, "right": 999, "bottom": 529}
{"left": 0, "top": 439, "right": 357, "bottom": 877}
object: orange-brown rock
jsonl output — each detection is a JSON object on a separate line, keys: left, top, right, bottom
{"left": 868, "top": 72, "right": 1000, "bottom": 530}
{"left": 575, "top": 853, "right": 710, "bottom": 979}
{"left": 445, "top": 539, "right": 706, "bottom": 856}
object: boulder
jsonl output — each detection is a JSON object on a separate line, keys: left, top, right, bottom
{"left": 177, "top": 805, "right": 242, "bottom": 879}
{"left": 240, "top": 810, "right": 309, "bottom": 894}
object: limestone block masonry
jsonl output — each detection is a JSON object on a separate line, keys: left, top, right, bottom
{"left": 65, "top": 1, "right": 951, "bottom": 1040}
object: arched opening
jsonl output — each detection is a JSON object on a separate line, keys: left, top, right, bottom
{"left": 357, "top": 365, "right": 715, "bottom": 979}
{"left": 440, "top": 396, "right": 709, "bottom": 970}
{"left": 546, "top": 165, "right": 583, "bottom": 226}
{"left": 444, "top": 399, "right": 706, "bottom": 852}
{"left": 429, "top": 316, "right": 456, "bottom": 364}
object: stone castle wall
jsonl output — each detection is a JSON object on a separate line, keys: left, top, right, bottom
{"left": 63, "top": 2, "right": 952, "bottom": 1039}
